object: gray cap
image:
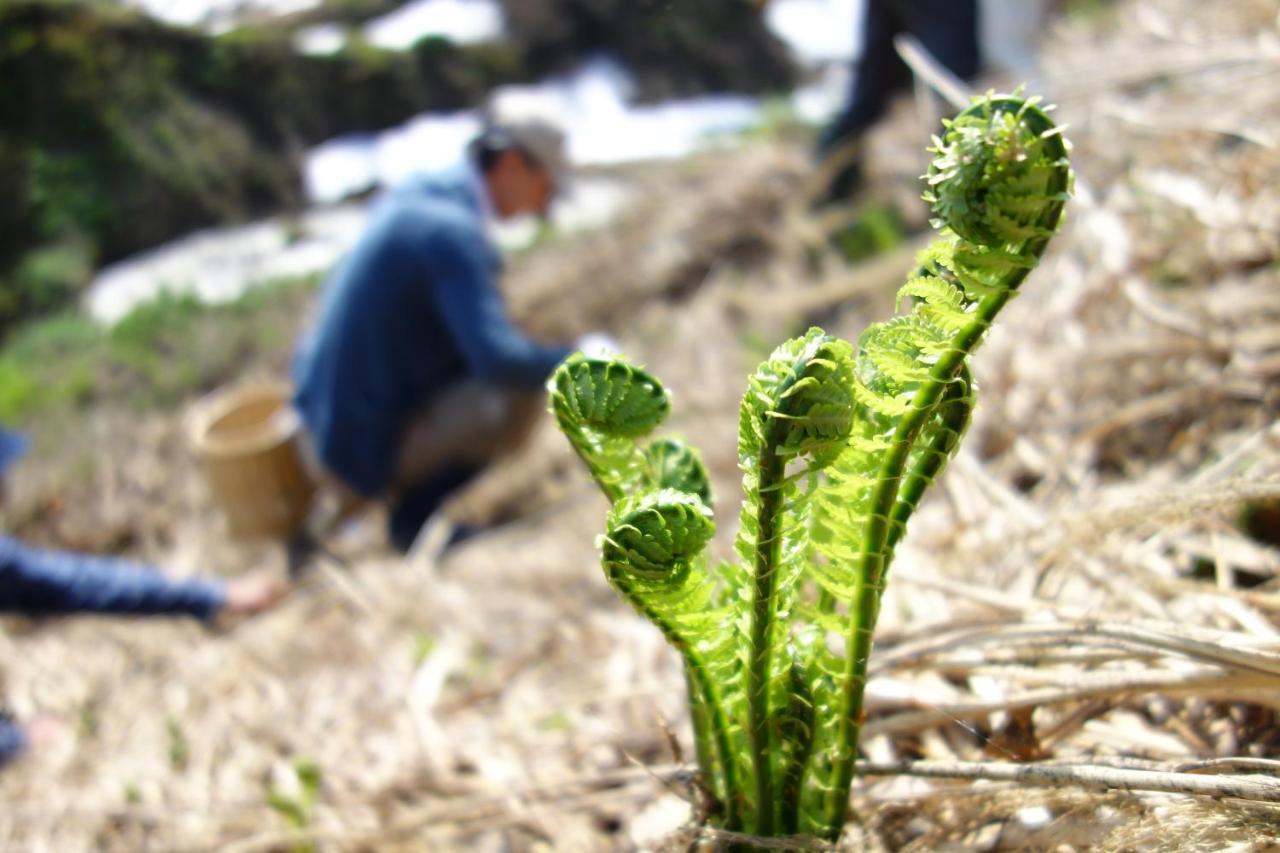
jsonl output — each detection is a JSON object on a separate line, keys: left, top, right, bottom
{"left": 491, "top": 114, "right": 571, "bottom": 196}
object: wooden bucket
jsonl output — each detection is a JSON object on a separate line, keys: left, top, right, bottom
{"left": 187, "top": 382, "right": 315, "bottom": 541}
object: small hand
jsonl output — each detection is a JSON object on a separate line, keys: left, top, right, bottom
{"left": 222, "top": 571, "right": 288, "bottom": 616}
{"left": 26, "top": 714, "right": 70, "bottom": 755}
{"left": 576, "top": 332, "right": 622, "bottom": 359}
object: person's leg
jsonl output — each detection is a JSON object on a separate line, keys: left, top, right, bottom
{"left": 387, "top": 463, "right": 480, "bottom": 553}
{"left": 897, "top": 0, "right": 981, "bottom": 83}
{"left": 288, "top": 425, "right": 374, "bottom": 575}
{"left": 387, "top": 383, "right": 543, "bottom": 552}
{"left": 817, "top": 0, "right": 912, "bottom": 157}
{"left": 392, "top": 382, "right": 543, "bottom": 493}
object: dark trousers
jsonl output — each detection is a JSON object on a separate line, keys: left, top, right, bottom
{"left": 818, "top": 0, "right": 980, "bottom": 154}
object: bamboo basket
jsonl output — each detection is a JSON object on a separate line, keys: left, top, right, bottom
{"left": 187, "top": 381, "right": 315, "bottom": 540}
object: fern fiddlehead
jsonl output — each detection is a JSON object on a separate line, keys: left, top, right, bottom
{"left": 599, "top": 489, "right": 740, "bottom": 823}
{"left": 808, "top": 93, "right": 1071, "bottom": 836}
{"left": 551, "top": 92, "right": 1071, "bottom": 847}
{"left": 550, "top": 353, "right": 713, "bottom": 508}
{"left": 549, "top": 354, "right": 672, "bottom": 503}
{"left": 735, "top": 329, "right": 856, "bottom": 834}
{"left": 547, "top": 354, "right": 736, "bottom": 818}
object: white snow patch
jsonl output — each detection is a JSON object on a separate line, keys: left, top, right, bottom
{"left": 364, "top": 0, "right": 503, "bottom": 50}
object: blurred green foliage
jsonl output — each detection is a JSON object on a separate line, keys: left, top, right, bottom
{"left": 0, "top": 1, "right": 526, "bottom": 340}
{"left": 0, "top": 274, "right": 319, "bottom": 424}
{"left": 267, "top": 757, "right": 322, "bottom": 853}
{"left": 166, "top": 715, "right": 190, "bottom": 771}
{"left": 832, "top": 203, "right": 905, "bottom": 263}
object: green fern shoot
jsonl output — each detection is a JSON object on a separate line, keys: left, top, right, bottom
{"left": 549, "top": 92, "right": 1072, "bottom": 845}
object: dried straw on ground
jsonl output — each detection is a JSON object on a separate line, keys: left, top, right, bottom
{"left": 4, "top": 1, "right": 1280, "bottom": 849}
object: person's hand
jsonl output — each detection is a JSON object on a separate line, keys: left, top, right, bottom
{"left": 26, "top": 714, "right": 70, "bottom": 756}
{"left": 222, "top": 570, "right": 288, "bottom": 616}
{"left": 576, "top": 332, "right": 621, "bottom": 359}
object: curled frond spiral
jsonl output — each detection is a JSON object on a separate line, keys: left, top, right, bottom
{"left": 599, "top": 489, "right": 740, "bottom": 826}
{"left": 742, "top": 329, "right": 857, "bottom": 467}
{"left": 549, "top": 353, "right": 679, "bottom": 503}
{"left": 924, "top": 94, "right": 1070, "bottom": 251}
{"left": 644, "top": 437, "right": 713, "bottom": 508}
{"left": 551, "top": 354, "right": 669, "bottom": 438}
{"left": 602, "top": 489, "right": 715, "bottom": 582}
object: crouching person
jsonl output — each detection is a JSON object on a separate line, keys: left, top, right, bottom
{"left": 292, "top": 110, "right": 613, "bottom": 552}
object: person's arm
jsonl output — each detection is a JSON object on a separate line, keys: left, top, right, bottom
{"left": 425, "top": 216, "right": 573, "bottom": 388}
{"left": 0, "top": 716, "right": 27, "bottom": 767}
{"left": 0, "top": 537, "right": 226, "bottom": 621}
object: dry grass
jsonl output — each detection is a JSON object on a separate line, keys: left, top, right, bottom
{"left": 5, "top": 1, "right": 1280, "bottom": 849}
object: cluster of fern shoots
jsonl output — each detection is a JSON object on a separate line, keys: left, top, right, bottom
{"left": 549, "top": 94, "right": 1072, "bottom": 845}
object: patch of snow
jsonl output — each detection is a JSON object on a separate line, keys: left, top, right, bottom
{"left": 304, "top": 134, "right": 382, "bottom": 205}
{"left": 295, "top": 22, "right": 346, "bottom": 55}
{"left": 124, "top": 0, "right": 321, "bottom": 29}
{"left": 86, "top": 206, "right": 366, "bottom": 325}
{"left": 364, "top": 0, "right": 503, "bottom": 50}
{"left": 85, "top": 177, "right": 631, "bottom": 323}
{"left": 790, "top": 63, "right": 852, "bottom": 125}
{"left": 373, "top": 112, "right": 487, "bottom": 187}
{"left": 305, "top": 113, "right": 484, "bottom": 204}
{"left": 304, "top": 55, "right": 768, "bottom": 205}
{"left": 765, "top": 0, "right": 863, "bottom": 64}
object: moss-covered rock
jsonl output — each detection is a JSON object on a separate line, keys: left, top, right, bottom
{"left": 0, "top": 0, "right": 795, "bottom": 339}
{"left": 0, "top": 2, "right": 524, "bottom": 337}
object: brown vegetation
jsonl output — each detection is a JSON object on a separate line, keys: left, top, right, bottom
{"left": 3, "top": 0, "right": 1280, "bottom": 848}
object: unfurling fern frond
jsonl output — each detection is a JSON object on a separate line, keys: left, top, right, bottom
{"left": 549, "top": 354, "right": 668, "bottom": 502}
{"left": 733, "top": 329, "right": 857, "bottom": 835}
{"left": 643, "top": 437, "right": 713, "bottom": 508}
{"left": 802, "top": 92, "right": 1071, "bottom": 838}
{"left": 549, "top": 353, "right": 711, "bottom": 506}
{"left": 551, "top": 91, "right": 1071, "bottom": 848}
{"left": 600, "top": 489, "right": 741, "bottom": 826}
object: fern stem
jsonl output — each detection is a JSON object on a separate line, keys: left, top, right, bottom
{"left": 684, "top": 656, "right": 741, "bottom": 830}
{"left": 579, "top": 441, "right": 625, "bottom": 504}
{"left": 747, "top": 439, "right": 785, "bottom": 836}
{"left": 884, "top": 364, "right": 973, "bottom": 556}
{"left": 685, "top": 667, "right": 742, "bottom": 830}
{"left": 618, "top": 580, "right": 740, "bottom": 830}
{"left": 826, "top": 290, "right": 1008, "bottom": 835}
{"left": 778, "top": 663, "right": 815, "bottom": 836}
{"left": 686, "top": 668, "right": 718, "bottom": 798}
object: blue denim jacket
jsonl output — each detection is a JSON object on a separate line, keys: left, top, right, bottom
{"left": 292, "top": 165, "right": 572, "bottom": 498}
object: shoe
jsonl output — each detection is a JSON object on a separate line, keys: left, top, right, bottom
{"left": 387, "top": 463, "right": 481, "bottom": 554}
{"left": 285, "top": 528, "right": 321, "bottom": 580}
